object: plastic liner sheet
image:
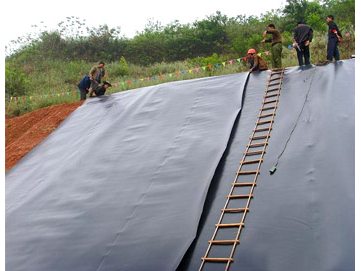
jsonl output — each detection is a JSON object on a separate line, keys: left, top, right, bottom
{"left": 177, "top": 60, "right": 355, "bottom": 271}
{"left": 6, "top": 73, "right": 249, "bottom": 271}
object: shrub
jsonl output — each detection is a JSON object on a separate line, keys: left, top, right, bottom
{"left": 5, "top": 63, "right": 30, "bottom": 96}
{"left": 118, "top": 56, "right": 129, "bottom": 76}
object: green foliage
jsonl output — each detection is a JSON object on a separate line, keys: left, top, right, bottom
{"left": 117, "top": 56, "right": 130, "bottom": 77}
{"left": 282, "top": 0, "right": 355, "bottom": 32}
{"left": 6, "top": 1, "right": 355, "bottom": 65}
{"left": 323, "top": 0, "right": 355, "bottom": 31}
{"left": 187, "top": 53, "right": 222, "bottom": 67}
{"left": 4, "top": 1, "right": 355, "bottom": 117}
{"left": 5, "top": 62, "right": 30, "bottom": 96}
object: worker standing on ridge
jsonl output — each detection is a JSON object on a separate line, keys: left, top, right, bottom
{"left": 77, "top": 74, "right": 91, "bottom": 100}
{"left": 247, "top": 49, "right": 268, "bottom": 73}
{"left": 88, "top": 61, "right": 107, "bottom": 97}
{"left": 326, "top": 15, "right": 342, "bottom": 62}
{"left": 293, "top": 22, "right": 313, "bottom": 66}
{"left": 262, "top": 24, "right": 283, "bottom": 68}
{"left": 90, "top": 81, "right": 112, "bottom": 97}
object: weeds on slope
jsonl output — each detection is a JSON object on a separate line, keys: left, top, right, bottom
{"left": 5, "top": 35, "right": 355, "bottom": 117}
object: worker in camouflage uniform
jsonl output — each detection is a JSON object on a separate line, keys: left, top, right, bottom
{"left": 88, "top": 61, "right": 106, "bottom": 97}
{"left": 262, "top": 24, "right": 283, "bottom": 69}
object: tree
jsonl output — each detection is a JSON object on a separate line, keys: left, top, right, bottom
{"left": 322, "top": 0, "right": 355, "bottom": 30}
{"left": 283, "top": 0, "right": 325, "bottom": 31}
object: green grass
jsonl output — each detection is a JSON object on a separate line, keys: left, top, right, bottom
{"left": 5, "top": 35, "right": 355, "bottom": 117}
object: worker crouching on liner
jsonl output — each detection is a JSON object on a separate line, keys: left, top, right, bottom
{"left": 247, "top": 49, "right": 268, "bottom": 73}
{"left": 89, "top": 81, "right": 112, "bottom": 97}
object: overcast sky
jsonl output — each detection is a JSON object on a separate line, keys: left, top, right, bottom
{"left": 3, "top": 0, "right": 286, "bottom": 46}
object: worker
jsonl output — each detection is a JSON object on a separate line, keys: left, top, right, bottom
{"left": 90, "top": 81, "right": 112, "bottom": 97}
{"left": 262, "top": 24, "right": 283, "bottom": 68}
{"left": 293, "top": 22, "right": 313, "bottom": 66}
{"left": 326, "top": 15, "right": 342, "bottom": 62}
{"left": 77, "top": 75, "right": 91, "bottom": 101}
{"left": 88, "top": 61, "right": 106, "bottom": 97}
{"left": 247, "top": 49, "right": 268, "bottom": 73}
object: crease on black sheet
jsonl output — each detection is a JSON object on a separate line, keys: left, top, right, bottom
{"left": 270, "top": 67, "right": 317, "bottom": 174}
{"left": 175, "top": 72, "right": 251, "bottom": 271}
{"left": 95, "top": 80, "right": 204, "bottom": 271}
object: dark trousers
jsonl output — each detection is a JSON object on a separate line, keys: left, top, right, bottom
{"left": 79, "top": 88, "right": 88, "bottom": 100}
{"left": 327, "top": 38, "right": 340, "bottom": 61}
{"left": 296, "top": 44, "right": 310, "bottom": 66}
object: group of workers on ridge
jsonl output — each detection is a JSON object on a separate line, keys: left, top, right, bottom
{"left": 247, "top": 15, "right": 342, "bottom": 73}
{"left": 78, "top": 16, "right": 343, "bottom": 99}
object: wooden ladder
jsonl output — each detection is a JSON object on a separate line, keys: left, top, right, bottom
{"left": 199, "top": 68, "right": 285, "bottom": 271}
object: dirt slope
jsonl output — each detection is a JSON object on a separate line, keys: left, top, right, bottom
{"left": 5, "top": 101, "right": 84, "bottom": 171}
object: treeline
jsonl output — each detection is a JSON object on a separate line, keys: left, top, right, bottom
{"left": 6, "top": 0, "right": 354, "bottom": 66}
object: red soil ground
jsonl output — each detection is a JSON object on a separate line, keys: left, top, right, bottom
{"left": 5, "top": 101, "right": 84, "bottom": 172}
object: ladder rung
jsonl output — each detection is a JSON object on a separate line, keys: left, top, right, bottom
{"left": 258, "top": 113, "right": 275, "bottom": 118}
{"left": 271, "top": 71, "right": 283, "bottom": 75}
{"left": 254, "top": 127, "right": 272, "bottom": 132}
{"left": 263, "top": 99, "right": 279, "bottom": 105}
{"left": 251, "top": 135, "right": 270, "bottom": 140}
{"left": 268, "top": 82, "right": 282, "bottom": 87}
{"left": 244, "top": 150, "right": 264, "bottom": 156}
{"left": 202, "top": 257, "right": 233, "bottom": 262}
{"left": 265, "top": 93, "right": 280, "bottom": 99}
{"left": 232, "top": 182, "right": 256, "bottom": 187}
{"left": 222, "top": 207, "right": 250, "bottom": 212}
{"left": 257, "top": 120, "right": 274, "bottom": 125}
{"left": 261, "top": 105, "right": 277, "bottom": 111}
{"left": 267, "top": 88, "right": 279, "bottom": 92}
{"left": 216, "top": 223, "right": 245, "bottom": 227}
{"left": 248, "top": 142, "right": 268, "bottom": 147}
{"left": 269, "top": 76, "right": 282, "bottom": 82}
{"left": 240, "top": 159, "right": 263, "bottom": 164}
{"left": 237, "top": 170, "right": 260, "bottom": 175}
{"left": 208, "top": 240, "right": 240, "bottom": 244}
{"left": 227, "top": 194, "right": 253, "bottom": 199}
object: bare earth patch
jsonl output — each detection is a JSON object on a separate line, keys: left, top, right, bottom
{"left": 5, "top": 101, "right": 84, "bottom": 171}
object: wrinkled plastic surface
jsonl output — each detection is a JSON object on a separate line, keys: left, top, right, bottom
{"left": 6, "top": 60, "right": 354, "bottom": 271}
{"left": 178, "top": 60, "right": 355, "bottom": 271}
{"left": 6, "top": 73, "right": 248, "bottom": 271}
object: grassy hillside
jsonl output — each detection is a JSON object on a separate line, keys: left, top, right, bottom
{"left": 5, "top": 0, "right": 355, "bottom": 116}
{"left": 5, "top": 32, "right": 354, "bottom": 117}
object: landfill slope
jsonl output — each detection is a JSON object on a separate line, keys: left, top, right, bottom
{"left": 6, "top": 60, "right": 355, "bottom": 271}
{"left": 6, "top": 73, "right": 249, "bottom": 271}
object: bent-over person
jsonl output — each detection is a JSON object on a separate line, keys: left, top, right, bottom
{"left": 88, "top": 61, "right": 106, "bottom": 97}
{"left": 247, "top": 49, "right": 268, "bottom": 73}
{"left": 90, "top": 81, "right": 112, "bottom": 97}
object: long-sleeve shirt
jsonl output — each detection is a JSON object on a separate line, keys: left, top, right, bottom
{"left": 249, "top": 55, "right": 268, "bottom": 71}
{"left": 328, "top": 21, "right": 342, "bottom": 39}
{"left": 265, "top": 29, "right": 282, "bottom": 45}
{"left": 78, "top": 75, "right": 91, "bottom": 89}
{"left": 95, "top": 86, "right": 107, "bottom": 96}
{"left": 293, "top": 24, "right": 313, "bottom": 45}
{"left": 89, "top": 66, "right": 106, "bottom": 82}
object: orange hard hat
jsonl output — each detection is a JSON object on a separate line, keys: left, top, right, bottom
{"left": 247, "top": 48, "right": 256, "bottom": 54}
